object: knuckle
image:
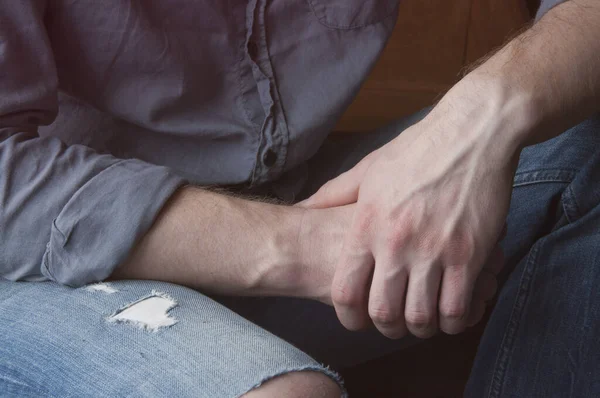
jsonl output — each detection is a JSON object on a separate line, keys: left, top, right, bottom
{"left": 405, "top": 309, "right": 434, "bottom": 330}
{"left": 415, "top": 231, "right": 440, "bottom": 254}
{"left": 446, "top": 233, "right": 477, "bottom": 265}
{"left": 440, "top": 305, "right": 467, "bottom": 321}
{"left": 385, "top": 223, "right": 412, "bottom": 250}
{"left": 332, "top": 283, "right": 361, "bottom": 308}
{"left": 369, "top": 305, "right": 400, "bottom": 326}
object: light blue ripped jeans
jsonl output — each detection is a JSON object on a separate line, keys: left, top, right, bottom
{"left": 3, "top": 108, "right": 600, "bottom": 397}
{"left": 0, "top": 280, "right": 344, "bottom": 397}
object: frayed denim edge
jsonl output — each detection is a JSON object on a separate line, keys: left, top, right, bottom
{"left": 240, "top": 365, "right": 347, "bottom": 398}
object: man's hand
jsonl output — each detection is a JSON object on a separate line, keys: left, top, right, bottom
{"left": 301, "top": 78, "right": 524, "bottom": 338}
{"left": 301, "top": 0, "right": 600, "bottom": 339}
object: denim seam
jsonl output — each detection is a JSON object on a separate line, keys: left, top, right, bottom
{"left": 513, "top": 169, "right": 577, "bottom": 188}
{"left": 561, "top": 185, "right": 582, "bottom": 224}
{"left": 487, "top": 239, "right": 543, "bottom": 398}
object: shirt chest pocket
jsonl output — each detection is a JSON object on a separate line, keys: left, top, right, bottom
{"left": 307, "top": 0, "right": 399, "bottom": 29}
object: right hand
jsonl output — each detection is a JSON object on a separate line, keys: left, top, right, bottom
{"left": 299, "top": 204, "right": 503, "bottom": 333}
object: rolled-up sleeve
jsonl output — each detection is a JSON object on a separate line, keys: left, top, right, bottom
{"left": 0, "top": 1, "right": 186, "bottom": 286}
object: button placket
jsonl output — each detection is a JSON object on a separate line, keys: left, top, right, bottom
{"left": 246, "top": 0, "right": 290, "bottom": 184}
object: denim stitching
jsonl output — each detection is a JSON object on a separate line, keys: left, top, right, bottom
{"left": 560, "top": 185, "right": 582, "bottom": 224}
{"left": 487, "top": 239, "right": 543, "bottom": 398}
{"left": 513, "top": 169, "right": 577, "bottom": 188}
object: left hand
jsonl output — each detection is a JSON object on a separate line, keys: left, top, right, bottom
{"left": 299, "top": 91, "right": 521, "bottom": 339}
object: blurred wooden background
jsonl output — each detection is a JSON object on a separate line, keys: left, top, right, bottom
{"left": 335, "top": 0, "right": 534, "bottom": 133}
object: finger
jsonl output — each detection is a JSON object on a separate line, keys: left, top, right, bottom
{"left": 473, "top": 270, "right": 497, "bottom": 302}
{"left": 331, "top": 241, "right": 375, "bottom": 331}
{"left": 438, "top": 264, "right": 477, "bottom": 335}
{"left": 483, "top": 245, "right": 505, "bottom": 276}
{"left": 368, "top": 253, "right": 409, "bottom": 339}
{"left": 404, "top": 264, "right": 442, "bottom": 339}
{"left": 297, "top": 151, "right": 377, "bottom": 209}
{"left": 466, "top": 299, "right": 486, "bottom": 327}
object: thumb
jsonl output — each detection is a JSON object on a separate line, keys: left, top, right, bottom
{"left": 298, "top": 151, "right": 377, "bottom": 209}
{"left": 297, "top": 170, "right": 360, "bottom": 209}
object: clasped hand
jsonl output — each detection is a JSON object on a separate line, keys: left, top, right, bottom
{"left": 300, "top": 105, "right": 518, "bottom": 339}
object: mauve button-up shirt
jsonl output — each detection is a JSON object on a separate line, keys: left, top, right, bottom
{"left": 0, "top": 0, "right": 564, "bottom": 286}
{"left": 0, "top": 0, "right": 399, "bottom": 286}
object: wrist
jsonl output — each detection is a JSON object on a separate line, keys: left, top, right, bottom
{"left": 240, "top": 203, "right": 305, "bottom": 297}
{"left": 424, "top": 71, "right": 541, "bottom": 168}
{"left": 294, "top": 206, "right": 352, "bottom": 303}
{"left": 253, "top": 204, "right": 351, "bottom": 304}
{"left": 466, "top": 68, "right": 544, "bottom": 147}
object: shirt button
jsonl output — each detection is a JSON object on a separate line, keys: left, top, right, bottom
{"left": 262, "top": 149, "right": 277, "bottom": 167}
{"left": 247, "top": 40, "right": 259, "bottom": 59}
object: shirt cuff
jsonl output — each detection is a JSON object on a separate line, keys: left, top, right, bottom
{"left": 41, "top": 159, "right": 186, "bottom": 287}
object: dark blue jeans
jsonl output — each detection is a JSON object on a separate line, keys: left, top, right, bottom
{"left": 228, "top": 109, "right": 600, "bottom": 396}
{"left": 465, "top": 115, "right": 600, "bottom": 397}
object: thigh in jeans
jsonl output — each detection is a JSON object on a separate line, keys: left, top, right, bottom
{"left": 466, "top": 115, "right": 600, "bottom": 397}
{"left": 0, "top": 280, "right": 344, "bottom": 397}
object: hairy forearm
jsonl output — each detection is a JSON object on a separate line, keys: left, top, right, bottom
{"left": 484, "top": 0, "right": 598, "bottom": 142}
{"left": 435, "top": 0, "right": 600, "bottom": 154}
{"left": 112, "top": 186, "right": 348, "bottom": 302}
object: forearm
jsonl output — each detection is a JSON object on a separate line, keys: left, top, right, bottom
{"left": 112, "top": 186, "right": 348, "bottom": 302}
{"left": 433, "top": 0, "right": 600, "bottom": 154}
{"left": 481, "top": 0, "right": 599, "bottom": 142}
